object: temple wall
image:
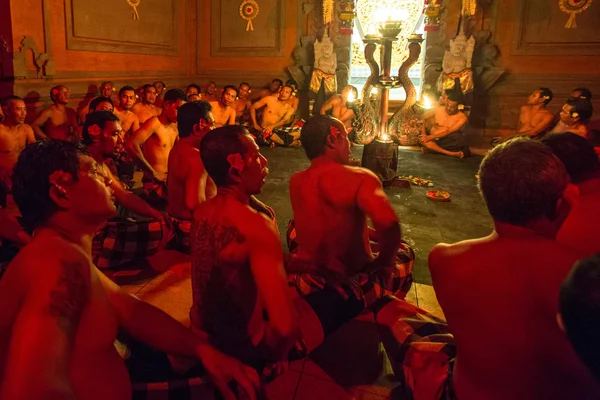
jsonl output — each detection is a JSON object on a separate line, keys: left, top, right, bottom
{"left": 425, "top": 0, "right": 600, "bottom": 138}
{"left": 1, "top": 0, "right": 298, "bottom": 120}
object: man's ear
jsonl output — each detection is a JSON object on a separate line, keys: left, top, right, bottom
{"left": 48, "top": 171, "right": 74, "bottom": 209}
{"left": 325, "top": 133, "right": 336, "bottom": 149}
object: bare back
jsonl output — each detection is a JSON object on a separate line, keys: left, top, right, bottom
{"left": 290, "top": 163, "right": 373, "bottom": 274}
{"left": 167, "top": 141, "right": 216, "bottom": 219}
{"left": 0, "top": 233, "right": 130, "bottom": 400}
{"left": 0, "top": 123, "right": 35, "bottom": 171}
{"left": 430, "top": 236, "right": 600, "bottom": 400}
{"left": 132, "top": 103, "right": 161, "bottom": 124}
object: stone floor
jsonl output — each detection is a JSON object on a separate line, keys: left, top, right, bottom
{"left": 109, "top": 145, "right": 493, "bottom": 399}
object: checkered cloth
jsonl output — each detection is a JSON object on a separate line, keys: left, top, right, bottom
{"left": 286, "top": 219, "right": 414, "bottom": 308}
{"left": 166, "top": 214, "right": 192, "bottom": 254}
{"left": 92, "top": 217, "right": 167, "bottom": 269}
{"left": 142, "top": 177, "right": 168, "bottom": 211}
{"left": 374, "top": 295, "right": 456, "bottom": 400}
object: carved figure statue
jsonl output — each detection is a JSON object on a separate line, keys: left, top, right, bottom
{"left": 437, "top": 32, "right": 475, "bottom": 95}
{"left": 309, "top": 33, "right": 337, "bottom": 95}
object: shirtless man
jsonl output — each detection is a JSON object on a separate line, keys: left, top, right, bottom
{"left": 153, "top": 80, "right": 166, "bottom": 108}
{"left": 288, "top": 115, "right": 412, "bottom": 301}
{"left": 516, "top": 87, "right": 554, "bottom": 138}
{"left": 113, "top": 86, "right": 140, "bottom": 140}
{"left": 126, "top": 89, "right": 186, "bottom": 209}
{"left": 131, "top": 84, "right": 162, "bottom": 124}
{"left": 80, "top": 82, "right": 117, "bottom": 124}
{"left": 420, "top": 91, "right": 469, "bottom": 158}
{"left": 259, "top": 78, "right": 283, "bottom": 99}
{"left": 186, "top": 84, "right": 201, "bottom": 102}
{"left": 210, "top": 85, "right": 237, "bottom": 128}
{"left": 191, "top": 125, "right": 298, "bottom": 371}
{"left": 550, "top": 97, "right": 593, "bottom": 138}
{"left": 543, "top": 133, "right": 600, "bottom": 256}
{"left": 0, "top": 139, "right": 259, "bottom": 400}
{"left": 0, "top": 97, "right": 36, "bottom": 186}
{"left": 285, "top": 79, "right": 300, "bottom": 117}
{"left": 425, "top": 138, "right": 600, "bottom": 399}
{"left": 167, "top": 101, "right": 216, "bottom": 252}
{"left": 233, "top": 82, "right": 252, "bottom": 125}
{"left": 320, "top": 85, "right": 358, "bottom": 131}
{"left": 250, "top": 85, "right": 296, "bottom": 146}
{"left": 32, "top": 85, "right": 79, "bottom": 141}
{"left": 203, "top": 81, "right": 219, "bottom": 102}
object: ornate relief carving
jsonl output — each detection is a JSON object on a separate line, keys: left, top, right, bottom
{"left": 13, "top": 36, "right": 55, "bottom": 80}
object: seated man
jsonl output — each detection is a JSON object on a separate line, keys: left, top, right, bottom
{"left": 209, "top": 85, "right": 237, "bottom": 128}
{"left": 0, "top": 139, "right": 259, "bottom": 400}
{"left": 551, "top": 97, "right": 593, "bottom": 138}
{"left": 543, "top": 132, "right": 600, "bottom": 256}
{"left": 0, "top": 96, "right": 36, "bottom": 194}
{"left": 79, "top": 82, "right": 117, "bottom": 124}
{"left": 131, "top": 84, "right": 162, "bottom": 124}
{"left": 250, "top": 85, "right": 297, "bottom": 147}
{"left": 191, "top": 125, "right": 299, "bottom": 372}
{"left": 32, "top": 85, "right": 79, "bottom": 141}
{"left": 287, "top": 115, "right": 413, "bottom": 307}
{"left": 420, "top": 91, "right": 469, "bottom": 158}
{"left": 320, "top": 85, "right": 359, "bottom": 133}
{"left": 285, "top": 79, "right": 300, "bottom": 117}
{"left": 192, "top": 125, "right": 365, "bottom": 377}
{"left": 153, "top": 80, "right": 167, "bottom": 109}
{"left": 559, "top": 254, "right": 600, "bottom": 382}
{"left": 126, "top": 89, "right": 187, "bottom": 210}
{"left": 203, "top": 81, "right": 219, "bottom": 102}
{"left": 167, "top": 101, "right": 216, "bottom": 253}
{"left": 82, "top": 111, "right": 168, "bottom": 269}
{"left": 233, "top": 82, "right": 252, "bottom": 125}
{"left": 258, "top": 78, "right": 283, "bottom": 99}
{"left": 114, "top": 86, "right": 141, "bottom": 139}
{"left": 375, "top": 138, "right": 600, "bottom": 400}
{"left": 186, "top": 84, "right": 201, "bottom": 102}
{"left": 516, "top": 87, "right": 554, "bottom": 139}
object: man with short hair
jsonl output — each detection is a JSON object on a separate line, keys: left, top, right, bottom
{"left": 167, "top": 101, "right": 216, "bottom": 253}
{"left": 571, "top": 87, "right": 593, "bottom": 101}
{"left": 186, "top": 84, "right": 202, "bottom": 102}
{"left": 379, "top": 138, "right": 600, "bottom": 400}
{"left": 82, "top": 111, "right": 166, "bottom": 268}
{"left": 126, "top": 89, "right": 186, "bottom": 210}
{"left": 210, "top": 85, "right": 237, "bottom": 128}
{"left": 551, "top": 98, "right": 593, "bottom": 138}
{"left": 191, "top": 126, "right": 298, "bottom": 370}
{"left": 114, "top": 86, "right": 140, "bottom": 139}
{"left": 203, "top": 81, "right": 219, "bottom": 102}
{"left": 543, "top": 132, "right": 600, "bottom": 256}
{"left": 259, "top": 79, "right": 283, "bottom": 99}
{"left": 516, "top": 87, "right": 554, "bottom": 138}
{"left": 287, "top": 115, "right": 413, "bottom": 304}
{"left": 0, "top": 139, "right": 259, "bottom": 400}
{"left": 233, "top": 82, "right": 252, "bottom": 125}
{"left": 0, "top": 96, "right": 36, "bottom": 186}
{"left": 320, "top": 85, "right": 359, "bottom": 132}
{"left": 559, "top": 254, "right": 600, "bottom": 382}
{"left": 131, "top": 84, "right": 162, "bottom": 124}
{"left": 420, "top": 90, "right": 469, "bottom": 158}
{"left": 32, "top": 85, "right": 79, "bottom": 141}
{"left": 250, "top": 85, "right": 296, "bottom": 146}
{"left": 153, "top": 80, "right": 167, "bottom": 108}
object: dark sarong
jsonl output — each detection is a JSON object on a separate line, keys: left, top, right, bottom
{"left": 435, "top": 132, "right": 471, "bottom": 156}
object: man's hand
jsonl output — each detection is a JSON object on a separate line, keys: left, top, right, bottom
{"left": 253, "top": 123, "right": 262, "bottom": 132}
{"left": 153, "top": 170, "right": 167, "bottom": 182}
{"left": 419, "top": 134, "right": 432, "bottom": 144}
{"left": 263, "top": 126, "right": 274, "bottom": 135}
{"left": 196, "top": 344, "right": 260, "bottom": 400}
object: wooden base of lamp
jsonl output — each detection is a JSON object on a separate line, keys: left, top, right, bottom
{"left": 361, "top": 139, "right": 398, "bottom": 185}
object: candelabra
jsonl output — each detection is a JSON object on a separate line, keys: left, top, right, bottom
{"left": 357, "top": 20, "right": 424, "bottom": 184}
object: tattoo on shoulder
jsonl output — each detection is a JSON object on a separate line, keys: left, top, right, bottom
{"left": 47, "top": 260, "right": 91, "bottom": 336}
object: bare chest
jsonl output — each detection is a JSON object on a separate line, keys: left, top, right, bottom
{"left": 0, "top": 128, "right": 26, "bottom": 153}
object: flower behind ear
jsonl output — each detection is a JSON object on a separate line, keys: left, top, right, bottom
{"left": 329, "top": 125, "right": 341, "bottom": 138}
{"left": 458, "top": 104, "right": 465, "bottom": 111}
{"left": 572, "top": 112, "right": 579, "bottom": 118}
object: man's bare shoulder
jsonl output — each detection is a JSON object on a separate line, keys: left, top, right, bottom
{"left": 209, "top": 101, "right": 219, "bottom": 108}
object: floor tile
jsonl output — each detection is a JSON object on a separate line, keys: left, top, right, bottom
{"left": 414, "top": 283, "right": 445, "bottom": 321}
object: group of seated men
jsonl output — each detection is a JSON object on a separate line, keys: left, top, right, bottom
{"left": 1, "top": 73, "right": 600, "bottom": 399}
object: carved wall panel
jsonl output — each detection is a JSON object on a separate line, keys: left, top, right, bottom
{"left": 513, "top": 0, "right": 600, "bottom": 55}
{"left": 210, "top": 0, "right": 285, "bottom": 56}
{"left": 65, "top": 0, "right": 178, "bottom": 55}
